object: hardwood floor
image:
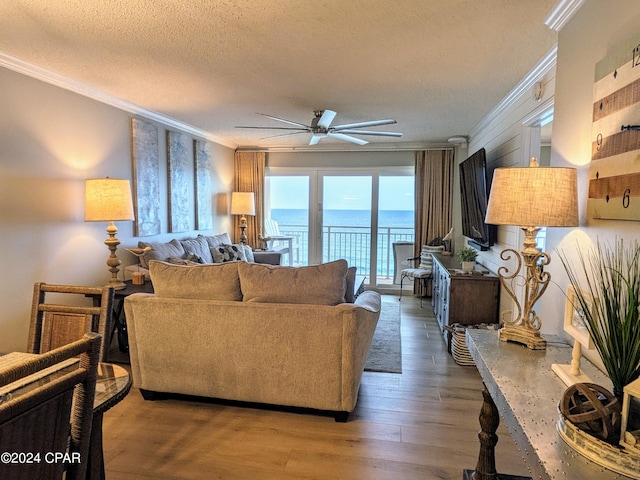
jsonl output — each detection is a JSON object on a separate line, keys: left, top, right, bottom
{"left": 102, "top": 295, "right": 530, "bottom": 479}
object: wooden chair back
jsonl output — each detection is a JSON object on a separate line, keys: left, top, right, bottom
{"left": 0, "top": 333, "right": 102, "bottom": 480}
{"left": 27, "top": 283, "right": 114, "bottom": 362}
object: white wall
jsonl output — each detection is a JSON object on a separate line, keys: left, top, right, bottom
{"left": 0, "top": 67, "right": 234, "bottom": 352}
{"left": 539, "top": 0, "right": 640, "bottom": 349}
{"left": 266, "top": 150, "right": 415, "bottom": 169}
{"left": 467, "top": 0, "right": 640, "bottom": 356}
{"left": 466, "top": 61, "right": 557, "bottom": 319}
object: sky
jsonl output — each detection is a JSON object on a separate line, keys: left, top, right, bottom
{"left": 270, "top": 175, "right": 414, "bottom": 211}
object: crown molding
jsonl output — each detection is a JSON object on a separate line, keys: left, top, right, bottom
{"left": 235, "top": 141, "right": 453, "bottom": 153}
{"left": 0, "top": 52, "right": 238, "bottom": 150}
{"left": 470, "top": 46, "right": 557, "bottom": 139}
{"left": 545, "top": 0, "right": 586, "bottom": 32}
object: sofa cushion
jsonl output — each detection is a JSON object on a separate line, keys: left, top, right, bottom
{"left": 238, "top": 259, "right": 348, "bottom": 305}
{"left": 199, "top": 232, "right": 232, "bottom": 249}
{"left": 180, "top": 236, "right": 214, "bottom": 264}
{"left": 138, "top": 239, "right": 185, "bottom": 269}
{"left": 149, "top": 260, "right": 242, "bottom": 301}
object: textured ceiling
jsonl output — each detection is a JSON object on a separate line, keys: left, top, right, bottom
{"left": 0, "top": 0, "right": 558, "bottom": 149}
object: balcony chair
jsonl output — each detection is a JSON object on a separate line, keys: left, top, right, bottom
{"left": 398, "top": 240, "right": 445, "bottom": 307}
{"left": 392, "top": 241, "right": 414, "bottom": 285}
{"left": 0, "top": 333, "right": 102, "bottom": 480}
{"left": 263, "top": 218, "right": 299, "bottom": 266}
{"left": 27, "top": 283, "right": 115, "bottom": 362}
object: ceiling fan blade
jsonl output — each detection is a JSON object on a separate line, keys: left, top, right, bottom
{"left": 327, "top": 132, "right": 368, "bottom": 145}
{"left": 260, "top": 131, "right": 309, "bottom": 140}
{"left": 316, "top": 110, "right": 337, "bottom": 129}
{"left": 332, "top": 119, "right": 397, "bottom": 130}
{"left": 334, "top": 129, "right": 403, "bottom": 137}
{"left": 235, "top": 126, "right": 309, "bottom": 131}
{"left": 309, "top": 134, "right": 325, "bottom": 145}
{"left": 257, "top": 113, "right": 309, "bottom": 128}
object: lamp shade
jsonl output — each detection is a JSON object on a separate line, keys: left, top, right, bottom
{"left": 85, "top": 178, "right": 135, "bottom": 222}
{"left": 230, "top": 192, "right": 256, "bottom": 216}
{"left": 485, "top": 164, "right": 578, "bottom": 227}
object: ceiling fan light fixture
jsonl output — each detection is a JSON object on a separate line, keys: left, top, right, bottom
{"left": 237, "top": 110, "right": 402, "bottom": 145}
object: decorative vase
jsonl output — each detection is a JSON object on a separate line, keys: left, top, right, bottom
{"left": 462, "top": 261, "right": 475, "bottom": 273}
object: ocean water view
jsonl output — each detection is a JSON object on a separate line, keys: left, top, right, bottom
{"left": 270, "top": 208, "right": 415, "bottom": 280}
{"left": 272, "top": 208, "right": 414, "bottom": 228}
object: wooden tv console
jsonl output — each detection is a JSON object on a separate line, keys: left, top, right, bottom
{"left": 431, "top": 253, "right": 499, "bottom": 347}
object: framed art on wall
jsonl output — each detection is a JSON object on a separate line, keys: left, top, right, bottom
{"left": 131, "top": 118, "right": 161, "bottom": 236}
{"left": 194, "top": 139, "right": 213, "bottom": 230}
{"left": 167, "top": 130, "right": 191, "bottom": 233}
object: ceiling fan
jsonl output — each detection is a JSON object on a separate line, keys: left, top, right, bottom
{"left": 236, "top": 110, "right": 402, "bottom": 145}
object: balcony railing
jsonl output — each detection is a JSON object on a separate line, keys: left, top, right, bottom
{"left": 276, "top": 224, "right": 414, "bottom": 281}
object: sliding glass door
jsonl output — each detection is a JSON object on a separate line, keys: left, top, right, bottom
{"left": 264, "top": 175, "right": 310, "bottom": 266}
{"left": 321, "top": 175, "right": 373, "bottom": 278}
{"left": 265, "top": 168, "right": 414, "bottom": 288}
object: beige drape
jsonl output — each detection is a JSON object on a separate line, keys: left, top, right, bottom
{"left": 233, "top": 151, "right": 265, "bottom": 248}
{"left": 414, "top": 149, "right": 455, "bottom": 257}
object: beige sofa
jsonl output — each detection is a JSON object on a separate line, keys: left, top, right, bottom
{"left": 124, "top": 259, "right": 381, "bottom": 421}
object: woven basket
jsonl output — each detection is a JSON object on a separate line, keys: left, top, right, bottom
{"left": 447, "top": 323, "right": 498, "bottom": 366}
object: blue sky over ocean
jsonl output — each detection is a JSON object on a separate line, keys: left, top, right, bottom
{"left": 270, "top": 176, "right": 414, "bottom": 211}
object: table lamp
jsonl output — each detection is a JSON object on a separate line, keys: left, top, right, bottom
{"left": 485, "top": 157, "right": 578, "bottom": 349}
{"left": 85, "top": 178, "right": 135, "bottom": 290}
{"left": 230, "top": 192, "right": 255, "bottom": 244}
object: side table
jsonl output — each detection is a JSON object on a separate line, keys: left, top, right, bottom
{"left": 253, "top": 250, "right": 284, "bottom": 265}
{"left": 87, "top": 280, "right": 154, "bottom": 359}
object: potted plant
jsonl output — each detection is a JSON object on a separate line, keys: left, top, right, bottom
{"left": 458, "top": 246, "right": 479, "bottom": 273}
{"left": 559, "top": 239, "right": 640, "bottom": 402}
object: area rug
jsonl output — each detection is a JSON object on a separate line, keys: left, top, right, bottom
{"left": 365, "top": 300, "right": 402, "bottom": 373}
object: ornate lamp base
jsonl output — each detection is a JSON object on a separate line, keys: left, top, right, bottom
{"left": 499, "top": 326, "right": 546, "bottom": 350}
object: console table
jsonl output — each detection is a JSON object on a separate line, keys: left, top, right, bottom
{"left": 464, "top": 329, "right": 627, "bottom": 480}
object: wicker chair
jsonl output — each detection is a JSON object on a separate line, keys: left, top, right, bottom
{"left": 0, "top": 333, "right": 102, "bottom": 480}
{"left": 27, "top": 283, "right": 115, "bottom": 362}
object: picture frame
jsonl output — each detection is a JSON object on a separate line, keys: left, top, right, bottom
{"left": 564, "top": 285, "right": 594, "bottom": 349}
{"left": 167, "top": 130, "right": 191, "bottom": 233}
{"left": 131, "top": 118, "right": 161, "bottom": 237}
{"left": 194, "top": 139, "right": 213, "bottom": 230}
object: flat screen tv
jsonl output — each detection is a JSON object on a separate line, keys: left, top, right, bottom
{"left": 459, "top": 148, "right": 496, "bottom": 250}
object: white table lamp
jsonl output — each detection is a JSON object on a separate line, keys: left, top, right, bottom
{"left": 230, "top": 192, "right": 256, "bottom": 244}
{"left": 485, "top": 157, "right": 578, "bottom": 349}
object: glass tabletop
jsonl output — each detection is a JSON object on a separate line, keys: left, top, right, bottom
{"left": 0, "top": 352, "right": 131, "bottom": 413}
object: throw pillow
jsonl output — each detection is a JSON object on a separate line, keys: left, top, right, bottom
{"left": 149, "top": 260, "right": 242, "bottom": 301}
{"left": 138, "top": 239, "right": 185, "bottom": 269}
{"left": 166, "top": 257, "right": 200, "bottom": 266}
{"left": 237, "top": 243, "right": 255, "bottom": 263}
{"left": 419, "top": 245, "right": 445, "bottom": 269}
{"left": 211, "top": 244, "right": 244, "bottom": 263}
{"left": 180, "top": 236, "right": 214, "bottom": 264}
{"left": 238, "top": 259, "right": 348, "bottom": 306}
